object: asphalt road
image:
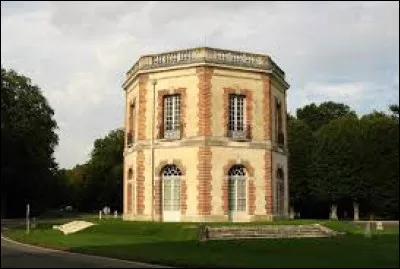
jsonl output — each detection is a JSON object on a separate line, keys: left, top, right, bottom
{"left": 1, "top": 220, "right": 169, "bottom": 268}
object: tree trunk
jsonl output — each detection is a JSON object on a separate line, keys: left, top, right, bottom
{"left": 329, "top": 204, "right": 338, "bottom": 220}
{"left": 353, "top": 201, "right": 359, "bottom": 221}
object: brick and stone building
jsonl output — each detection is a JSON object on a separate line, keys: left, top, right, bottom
{"left": 122, "top": 47, "right": 289, "bottom": 222}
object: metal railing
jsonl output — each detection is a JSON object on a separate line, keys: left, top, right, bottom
{"left": 159, "top": 123, "right": 183, "bottom": 140}
{"left": 227, "top": 125, "right": 252, "bottom": 141}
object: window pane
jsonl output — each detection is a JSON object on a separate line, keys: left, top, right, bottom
{"left": 237, "top": 198, "right": 246, "bottom": 211}
{"left": 228, "top": 180, "right": 236, "bottom": 211}
{"left": 228, "top": 95, "right": 245, "bottom": 131}
{"left": 228, "top": 166, "right": 247, "bottom": 212}
{"left": 237, "top": 180, "right": 246, "bottom": 198}
{"left": 164, "top": 95, "right": 181, "bottom": 134}
{"left": 164, "top": 181, "right": 171, "bottom": 199}
{"left": 164, "top": 96, "right": 171, "bottom": 133}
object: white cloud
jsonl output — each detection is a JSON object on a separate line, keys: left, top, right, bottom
{"left": 305, "top": 82, "right": 366, "bottom": 99}
{"left": 1, "top": 1, "right": 398, "bottom": 168}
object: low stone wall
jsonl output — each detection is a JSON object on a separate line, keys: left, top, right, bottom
{"left": 199, "top": 224, "right": 343, "bottom": 241}
{"left": 353, "top": 220, "right": 399, "bottom": 226}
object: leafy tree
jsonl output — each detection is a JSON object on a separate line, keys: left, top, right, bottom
{"left": 361, "top": 110, "right": 390, "bottom": 120}
{"left": 64, "top": 163, "right": 88, "bottom": 209}
{"left": 310, "top": 116, "right": 364, "bottom": 220}
{"left": 77, "top": 129, "right": 124, "bottom": 212}
{"left": 360, "top": 112, "right": 399, "bottom": 219}
{"left": 1, "top": 66, "right": 58, "bottom": 217}
{"left": 288, "top": 118, "right": 314, "bottom": 214}
{"left": 287, "top": 112, "right": 296, "bottom": 122}
{"left": 51, "top": 169, "right": 73, "bottom": 209}
{"left": 389, "top": 104, "right": 399, "bottom": 121}
{"left": 296, "top": 101, "right": 357, "bottom": 131}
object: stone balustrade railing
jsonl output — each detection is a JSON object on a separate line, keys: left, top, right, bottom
{"left": 125, "top": 47, "right": 286, "bottom": 83}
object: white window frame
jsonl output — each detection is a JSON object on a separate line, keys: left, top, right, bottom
{"left": 228, "top": 166, "right": 247, "bottom": 212}
{"left": 162, "top": 165, "right": 181, "bottom": 217}
{"left": 127, "top": 169, "right": 134, "bottom": 213}
{"left": 229, "top": 94, "right": 246, "bottom": 132}
{"left": 163, "top": 94, "right": 181, "bottom": 139}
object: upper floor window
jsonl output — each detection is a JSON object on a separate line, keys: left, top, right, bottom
{"left": 127, "top": 168, "right": 133, "bottom": 181}
{"left": 228, "top": 94, "right": 248, "bottom": 140}
{"left": 163, "top": 94, "right": 181, "bottom": 140}
{"left": 127, "top": 102, "right": 135, "bottom": 146}
{"left": 275, "top": 97, "right": 284, "bottom": 146}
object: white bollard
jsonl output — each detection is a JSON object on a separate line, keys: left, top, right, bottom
{"left": 26, "top": 204, "right": 30, "bottom": 234}
{"left": 289, "top": 207, "right": 295, "bottom": 219}
{"left": 376, "top": 221, "right": 384, "bottom": 231}
{"left": 31, "top": 217, "right": 36, "bottom": 229}
{"left": 114, "top": 210, "right": 118, "bottom": 219}
{"left": 364, "top": 222, "right": 372, "bottom": 238}
{"left": 99, "top": 210, "right": 102, "bottom": 220}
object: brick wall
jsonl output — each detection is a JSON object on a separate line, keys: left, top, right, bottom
{"left": 262, "top": 75, "right": 272, "bottom": 140}
{"left": 222, "top": 177, "right": 229, "bottom": 214}
{"left": 127, "top": 183, "right": 132, "bottom": 213}
{"left": 249, "top": 180, "right": 256, "bottom": 215}
{"left": 197, "top": 67, "right": 213, "bottom": 136}
{"left": 138, "top": 75, "right": 148, "bottom": 141}
{"left": 197, "top": 146, "right": 212, "bottom": 215}
{"left": 265, "top": 150, "right": 273, "bottom": 214}
{"left": 181, "top": 180, "right": 187, "bottom": 215}
{"left": 154, "top": 179, "right": 162, "bottom": 215}
{"left": 136, "top": 150, "right": 145, "bottom": 214}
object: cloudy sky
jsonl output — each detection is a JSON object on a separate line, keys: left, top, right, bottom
{"left": 1, "top": 1, "right": 399, "bottom": 169}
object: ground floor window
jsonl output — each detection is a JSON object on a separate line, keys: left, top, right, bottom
{"left": 162, "top": 165, "right": 181, "bottom": 211}
{"left": 276, "top": 168, "right": 285, "bottom": 215}
{"left": 228, "top": 165, "right": 247, "bottom": 212}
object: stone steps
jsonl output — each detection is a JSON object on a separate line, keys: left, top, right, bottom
{"left": 204, "top": 224, "right": 343, "bottom": 240}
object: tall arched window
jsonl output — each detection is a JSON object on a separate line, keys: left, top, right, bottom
{"left": 162, "top": 165, "right": 182, "bottom": 213}
{"left": 127, "top": 168, "right": 133, "bottom": 213}
{"left": 276, "top": 168, "right": 285, "bottom": 216}
{"left": 228, "top": 165, "right": 247, "bottom": 212}
{"left": 127, "top": 101, "right": 135, "bottom": 145}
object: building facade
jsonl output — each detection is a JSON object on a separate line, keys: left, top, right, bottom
{"left": 122, "top": 47, "right": 289, "bottom": 222}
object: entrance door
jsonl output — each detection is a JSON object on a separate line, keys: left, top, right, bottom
{"left": 162, "top": 165, "right": 181, "bottom": 222}
{"left": 228, "top": 165, "right": 247, "bottom": 222}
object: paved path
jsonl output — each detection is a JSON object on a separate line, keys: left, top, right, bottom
{"left": 1, "top": 236, "right": 169, "bottom": 268}
{"left": 1, "top": 219, "right": 169, "bottom": 268}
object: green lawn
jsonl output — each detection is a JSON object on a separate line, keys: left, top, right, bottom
{"left": 3, "top": 219, "right": 399, "bottom": 268}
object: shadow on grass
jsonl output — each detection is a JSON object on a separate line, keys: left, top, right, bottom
{"left": 68, "top": 235, "right": 399, "bottom": 268}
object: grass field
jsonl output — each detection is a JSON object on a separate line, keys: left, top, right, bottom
{"left": 3, "top": 219, "right": 399, "bottom": 268}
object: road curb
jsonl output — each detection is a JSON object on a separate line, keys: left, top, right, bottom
{"left": 1, "top": 235, "right": 171, "bottom": 268}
